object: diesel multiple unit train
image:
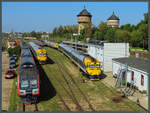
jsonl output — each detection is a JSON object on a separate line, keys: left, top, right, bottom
{"left": 59, "top": 44, "right": 102, "bottom": 80}
{"left": 44, "top": 40, "right": 59, "bottom": 49}
{"left": 29, "top": 42, "right": 47, "bottom": 64}
{"left": 17, "top": 41, "right": 40, "bottom": 105}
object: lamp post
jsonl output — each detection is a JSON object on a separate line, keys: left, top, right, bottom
{"left": 73, "top": 33, "right": 78, "bottom": 50}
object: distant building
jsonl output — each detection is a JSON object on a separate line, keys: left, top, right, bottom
{"left": 41, "top": 34, "right": 49, "bottom": 39}
{"left": 77, "top": 6, "right": 92, "bottom": 34}
{"left": 107, "top": 12, "right": 119, "bottom": 27}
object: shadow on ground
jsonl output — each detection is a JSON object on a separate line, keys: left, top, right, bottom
{"left": 45, "top": 57, "right": 55, "bottom": 65}
{"left": 99, "top": 72, "right": 107, "bottom": 80}
{"left": 30, "top": 49, "right": 56, "bottom": 102}
{"left": 37, "top": 63, "right": 56, "bottom": 102}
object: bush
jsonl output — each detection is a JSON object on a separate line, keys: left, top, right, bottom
{"left": 127, "top": 82, "right": 131, "bottom": 87}
{"left": 7, "top": 45, "right": 21, "bottom": 58}
{"left": 141, "top": 90, "right": 147, "bottom": 94}
{"left": 134, "top": 86, "right": 139, "bottom": 90}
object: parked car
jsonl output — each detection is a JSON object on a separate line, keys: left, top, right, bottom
{"left": 10, "top": 57, "right": 15, "bottom": 61}
{"left": 5, "top": 69, "right": 15, "bottom": 78}
{"left": 9, "top": 61, "right": 16, "bottom": 69}
{"left": 12, "top": 54, "right": 17, "bottom": 61}
{"left": 10, "top": 56, "right": 17, "bottom": 62}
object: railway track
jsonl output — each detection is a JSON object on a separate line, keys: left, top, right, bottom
{"left": 55, "top": 59, "right": 95, "bottom": 111}
{"left": 44, "top": 65, "right": 83, "bottom": 111}
{"left": 45, "top": 48, "right": 95, "bottom": 111}
{"left": 23, "top": 103, "right": 39, "bottom": 112}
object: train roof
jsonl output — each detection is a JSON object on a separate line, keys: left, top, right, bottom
{"left": 44, "top": 40, "right": 58, "bottom": 45}
{"left": 29, "top": 42, "right": 41, "bottom": 52}
{"left": 21, "top": 48, "right": 32, "bottom": 57}
{"left": 59, "top": 44, "right": 85, "bottom": 61}
{"left": 19, "top": 68, "right": 37, "bottom": 80}
{"left": 63, "top": 41, "right": 88, "bottom": 47}
{"left": 21, "top": 56, "right": 35, "bottom": 68}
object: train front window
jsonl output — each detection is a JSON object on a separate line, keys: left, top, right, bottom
{"left": 89, "top": 65, "right": 95, "bottom": 68}
{"left": 21, "top": 80, "right": 29, "bottom": 88}
{"left": 30, "top": 80, "right": 37, "bottom": 88}
{"left": 96, "top": 65, "right": 100, "bottom": 68}
{"left": 43, "top": 54, "right": 46, "bottom": 56}
{"left": 38, "top": 54, "right": 46, "bottom": 56}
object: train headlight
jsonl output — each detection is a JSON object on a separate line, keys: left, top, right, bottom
{"left": 32, "top": 89, "right": 39, "bottom": 94}
{"left": 20, "top": 90, "right": 26, "bottom": 95}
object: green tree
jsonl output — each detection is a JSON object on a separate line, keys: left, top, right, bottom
{"left": 105, "top": 28, "right": 116, "bottom": 42}
{"left": 130, "top": 30, "right": 143, "bottom": 47}
{"left": 120, "top": 24, "right": 132, "bottom": 32}
{"left": 98, "top": 21, "right": 108, "bottom": 34}
{"left": 115, "top": 29, "right": 130, "bottom": 43}
{"left": 7, "top": 45, "right": 21, "bottom": 58}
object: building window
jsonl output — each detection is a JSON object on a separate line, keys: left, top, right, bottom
{"left": 131, "top": 71, "right": 134, "bottom": 81}
{"left": 141, "top": 75, "right": 144, "bottom": 86}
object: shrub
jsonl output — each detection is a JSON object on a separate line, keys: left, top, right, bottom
{"left": 141, "top": 90, "right": 147, "bottom": 94}
{"left": 127, "top": 82, "right": 131, "bottom": 87}
{"left": 7, "top": 45, "right": 21, "bottom": 58}
{"left": 134, "top": 86, "right": 139, "bottom": 90}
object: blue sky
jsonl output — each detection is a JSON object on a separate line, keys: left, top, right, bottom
{"left": 2, "top": 2, "right": 148, "bottom": 33}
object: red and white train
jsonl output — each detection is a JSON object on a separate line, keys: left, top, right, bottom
{"left": 17, "top": 41, "right": 40, "bottom": 105}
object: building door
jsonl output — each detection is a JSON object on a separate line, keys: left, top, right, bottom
{"left": 122, "top": 71, "right": 126, "bottom": 86}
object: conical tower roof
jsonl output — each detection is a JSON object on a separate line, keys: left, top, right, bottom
{"left": 77, "top": 7, "right": 92, "bottom": 17}
{"left": 108, "top": 12, "right": 119, "bottom": 20}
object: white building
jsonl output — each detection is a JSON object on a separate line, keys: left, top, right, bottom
{"left": 87, "top": 43, "right": 130, "bottom": 72}
{"left": 112, "top": 57, "right": 148, "bottom": 93}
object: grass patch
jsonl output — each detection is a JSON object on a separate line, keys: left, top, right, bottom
{"left": 130, "top": 47, "right": 144, "bottom": 50}
{"left": 8, "top": 78, "right": 22, "bottom": 111}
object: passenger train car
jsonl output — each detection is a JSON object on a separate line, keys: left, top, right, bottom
{"left": 17, "top": 41, "right": 40, "bottom": 105}
{"left": 29, "top": 42, "right": 47, "bottom": 64}
{"left": 63, "top": 41, "right": 88, "bottom": 52}
{"left": 44, "top": 40, "right": 59, "bottom": 49}
{"left": 31, "top": 39, "right": 47, "bottom": 47}
{"left": 59, "top": 44, "right": 102, "bottom": 80}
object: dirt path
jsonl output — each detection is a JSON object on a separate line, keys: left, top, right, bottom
{"left": 2, "top": 52, "right": 14, "bottom": 111}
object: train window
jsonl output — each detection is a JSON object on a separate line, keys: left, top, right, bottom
{"left": 21, "top": 80, "right": 29, "bottom": 88}
{"left": 38, "top": 54, "right": 42, "bottom": 56}
{"left": 30, "top": 80, "right": 37, "bottom": 88}
{"left": 96, "top": 65, "right": 100, "bottom": 68}
{"left": 89, "top": 65, "right": 95, "bottom": 68}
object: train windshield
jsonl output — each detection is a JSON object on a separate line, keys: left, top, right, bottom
{"left": 22, "top": 64, "right": 34, "bottom": 68}
{"left": 21, "top": 80, "right": 29, "bottom": 88}
{"left": 30, "top": 80, "right": 38, "bottom": 88}
{"left": 96, "top": 65, "right": 100, "bottom": 68}
{"left": 89, "top": 65, "right": 95, "bottom": 68}
{"left": 38, "top": 54, "right": 46, "bottom": 56}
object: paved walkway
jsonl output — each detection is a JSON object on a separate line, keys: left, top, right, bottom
{"left": 101, "top": 72, "right": 148, "bottom": 110}
{"left": 2, "top": 52, "right": 14, "bottom": 111}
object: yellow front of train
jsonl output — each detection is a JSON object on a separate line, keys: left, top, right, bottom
{"left": 36, "top": 49, "right": 47, "bottom": 63}
{"left": 54, "top": 44, "right": 59, "bottom": 49}
{"left": 84, "top": 57, "right": 102, "bottom": 80}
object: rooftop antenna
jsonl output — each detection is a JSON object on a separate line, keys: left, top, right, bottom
{"left": 83, "top": 0, "right": 86, "bottom": 9}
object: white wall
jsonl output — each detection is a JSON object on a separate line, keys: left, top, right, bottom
{"left": 112, "top": 61, "right": 148, "bottom": 92}
{"left": 104, "top": 43, "right": 129, "bottom": 72}
{"left": 87, "top": 43, "right": 130, "bottom": 72}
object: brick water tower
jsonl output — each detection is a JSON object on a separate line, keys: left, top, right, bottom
{"left": 107, "top": 12, "right": 119, "bottom": 27}
{"left": 77, "top": 6, "right": 92, "bottom": 34}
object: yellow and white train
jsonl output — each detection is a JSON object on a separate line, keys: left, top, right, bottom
{"left": 59, "top": 44, "right": 102, "bottom": 80}
{"left": 29, "top": 42, "right": 47, "bottom": 64}
{"left": 44, "top": 40, "right": 59, "bottom": 49}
